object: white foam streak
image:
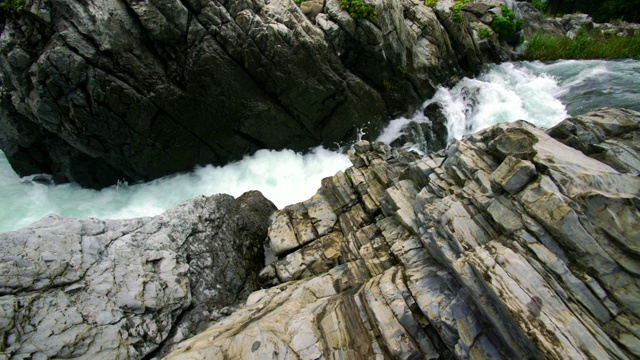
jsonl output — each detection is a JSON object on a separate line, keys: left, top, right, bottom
{"left": 3, "top": 60, "right": 639, "bottom": 233}
{"left": 0, "top": 147, "right": 350, "bottom": 233}
{"left": 376, "top": 62, "right": 572, "bottom": 146}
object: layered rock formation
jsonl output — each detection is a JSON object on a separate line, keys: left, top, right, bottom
{"left": 0, "top": 0, "right": 520, "bottom": 188}
{"left": 0, "top": 191, "right": 276, "bottom": 358}
{"left": 165, "top": 107, "right": 640, "bottom": 359}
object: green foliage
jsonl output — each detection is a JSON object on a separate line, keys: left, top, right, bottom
{"left": 531, "top": 0, "right": 547, "bottom": 13}
{"left": 491, "top": 5, "right": 523, "bottom": 39}
{"left": 478, "top": 27, "right": 493, "bottom": 39}
{"left": 1, "top": 0, "right": 24, "bottom": 15}
{"left": 382, "top": 79, "right": 392, "bottom": 91}
{"left": 295, "top": 0, "right": 304, "bottom": 4}
{"left": 524, "top": 28, "right": 640, "bottom": 60}
{"left": 341, "top": 0, "right": 377, "bottom": 20}
{"left": 450, "top": 0, "right": 470, "bottom": 23}
{"left": 425, "top": 0, "right": 438, "bottom": 8}
{"left": 546, "top": 0, "right": 640, "bottom": 23}
{"left": 397, "top": 65, "right": 408, "bottom": 77}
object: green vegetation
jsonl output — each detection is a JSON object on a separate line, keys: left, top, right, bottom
{"left": 341, "top": 0, "right": 377, "bottom": 20}
{"left": 382, "top": 79, "right": 392, "bottom": 92}
{"left": 450, "top": 0, "right": 471, "bottom": 23}
{"left": 525, "top": 28, "right": 640, "bottom": 60}
{"left": 397, "top": 65, "right": 409, "bottom": 78}
{"left": 1, "top": 0, "right": 24, "bottom": 15}
{"left": 543, "top": 0, "right": 640, "bottom": 23}
{"left": 425, "top": 0, "right": 438, "bottom": 8}
{"left": 491, "top": 5, "right": 523, "bottom": 39}
{"left": 531, "top": 0, "right": 548, "bottom": 13}
{"left": 478, "top": 27, "right": 493, "bottom": 39}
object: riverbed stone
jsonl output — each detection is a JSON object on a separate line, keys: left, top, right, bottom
{"left": 490, "top": 156, "right": 537, "bottom": 194}
{"left": 165, "top": 108, "right": 640, "bottom": 359}
{"left": 0, "top": 191, "right": 276, "bottom": 359}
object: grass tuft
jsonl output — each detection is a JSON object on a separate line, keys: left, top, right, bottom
{"left": 525, "top": 28, "right": 640, "bottom": 61}
{"left": 341, "top": 0, "right": 377, "bottom": 20}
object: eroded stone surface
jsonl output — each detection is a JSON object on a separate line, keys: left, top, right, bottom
{"left": 0, "top": 191, "right": 276, "bottom": 359}
{"left": 167, "top": 108, "right": 640, "bottom": 359}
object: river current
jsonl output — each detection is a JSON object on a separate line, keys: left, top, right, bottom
{"left": 1, "top": 59, "right": 638, "bottom": 232}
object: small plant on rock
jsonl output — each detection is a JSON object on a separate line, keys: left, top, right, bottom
{"left": 425, "top": 0, "right": 438, "bottom": 8}
{"left": 491, "top": 4, "right": 523, "bottom": 39}
{"left": 450, "top": 0, "right": 470, "bottom": 23}
{"left": 478, "top": 27, "right": 493, "bottom": 39}
{"left": 341, "top": 0, "right": 377, "bottom": 20}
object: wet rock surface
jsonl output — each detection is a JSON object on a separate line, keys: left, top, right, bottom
{"left": 0, "top": 0, "right": 521, "bottom": 188}
{"left": 166, "top": 107, "right": 640, "bottom": 359}
{"left": 0, "top": 191, "right": 276, "bottom": 359}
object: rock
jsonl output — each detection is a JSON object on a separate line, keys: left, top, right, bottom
{"left": 559, "top": 13, "right": 594, "bottom": 38}
{"left": 1, "top": 0, "right": 524, "bottom": 188}
{"left": 389, "top": 102, "right": 449, "bottom": 153}
{"left": 516, "top": 1, "right": 564, "bottom": 37}
{"left": 490, "top": 155, "right": 537, "bottom": 194}
{"left": 299, "top": 0, "right": 324, "bottom": 21}
{"left": 0, "top": 191, "right": 276, "bottom": 359}
{"left": 165, "top": 108, "right": 640, "bottom": 359}
{"left": 547, "top": 107, "right": 640, "bottom": 174}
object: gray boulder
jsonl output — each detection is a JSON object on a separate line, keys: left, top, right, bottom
{"left": 166, "top": 108, "right": 640, "bottom": 359}
{"left": 0, "top": 191, "right": 276, "bottom": 359}
{"left": 0, "top": 0, "right": 522, "bottom": 188}
{"left": 516, "top": 1, "right": 564, "bottom": 37}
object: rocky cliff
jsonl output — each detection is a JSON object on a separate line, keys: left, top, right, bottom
{"left": 0, "top": 191, "right": 276, "bottom": 358}
{"left": 163, "top": 107, "right": 640, "bottom": 359}
{"left": 0, "top": 0, "right": 519, "bottom": 188}
{"left": 1, "top": 108, "right": 638, "bottom": 359}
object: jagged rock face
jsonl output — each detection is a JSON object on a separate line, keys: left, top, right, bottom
{"left": 0, "top": 191, "right": 276, "bottom": 359}
{"left": 166, "top": 108, "right": 640, "bottom": 359}
{"left": 0, "top": 0, "right": 518, "bottom": 188}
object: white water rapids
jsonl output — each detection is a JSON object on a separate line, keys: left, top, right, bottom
{"left": 1, "top": 59, "right": 639, "bottom": 233}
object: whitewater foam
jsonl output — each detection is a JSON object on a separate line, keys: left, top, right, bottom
{"left": 0, "top": 147, "right": 350, "bottom": 233}
{"left": 3, "top": 60, "right": 639, "bottom": 233}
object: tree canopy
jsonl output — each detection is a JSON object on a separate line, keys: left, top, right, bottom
{"left": 543, "top": 0, "right": 640, "bottom": 23}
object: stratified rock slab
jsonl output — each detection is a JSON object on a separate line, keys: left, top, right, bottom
{"left": 0, "top": 191, "right": 275, "bottom": 359}
{"left": 166, "top": 108, "right": 640, "bottom": 359}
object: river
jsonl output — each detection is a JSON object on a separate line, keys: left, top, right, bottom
{"left": 1, "top": 59, "right": 638, "bottom": 233}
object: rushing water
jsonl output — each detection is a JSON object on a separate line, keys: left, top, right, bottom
{"left": 378, "top": 59, "right": 640, "bottom": 147}
{"left": 0, "top": 148, "right": 351, "bottom": 233}
{"left": 1, "top": 59, "right": 639, "bottom": 233}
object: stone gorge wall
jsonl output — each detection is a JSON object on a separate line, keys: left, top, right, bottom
{"left": 0, "top": 0, "right": 519, "bottom": 188}
{"left": 165, "top": 107, "right": 640, "bottom": 359}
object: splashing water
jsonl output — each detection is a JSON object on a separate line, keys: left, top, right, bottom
{"left": 0, "top": 147, "right": 350, "bottom": 233}
{"left": 378, "top": 59, "right": 640, "bottom": 145}
{"left": 2, "top": 60, "right": 639, "bottom": 233}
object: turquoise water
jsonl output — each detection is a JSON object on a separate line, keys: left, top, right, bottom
{"left": 0, "top": 147, "right": 351, "bottom": 232}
